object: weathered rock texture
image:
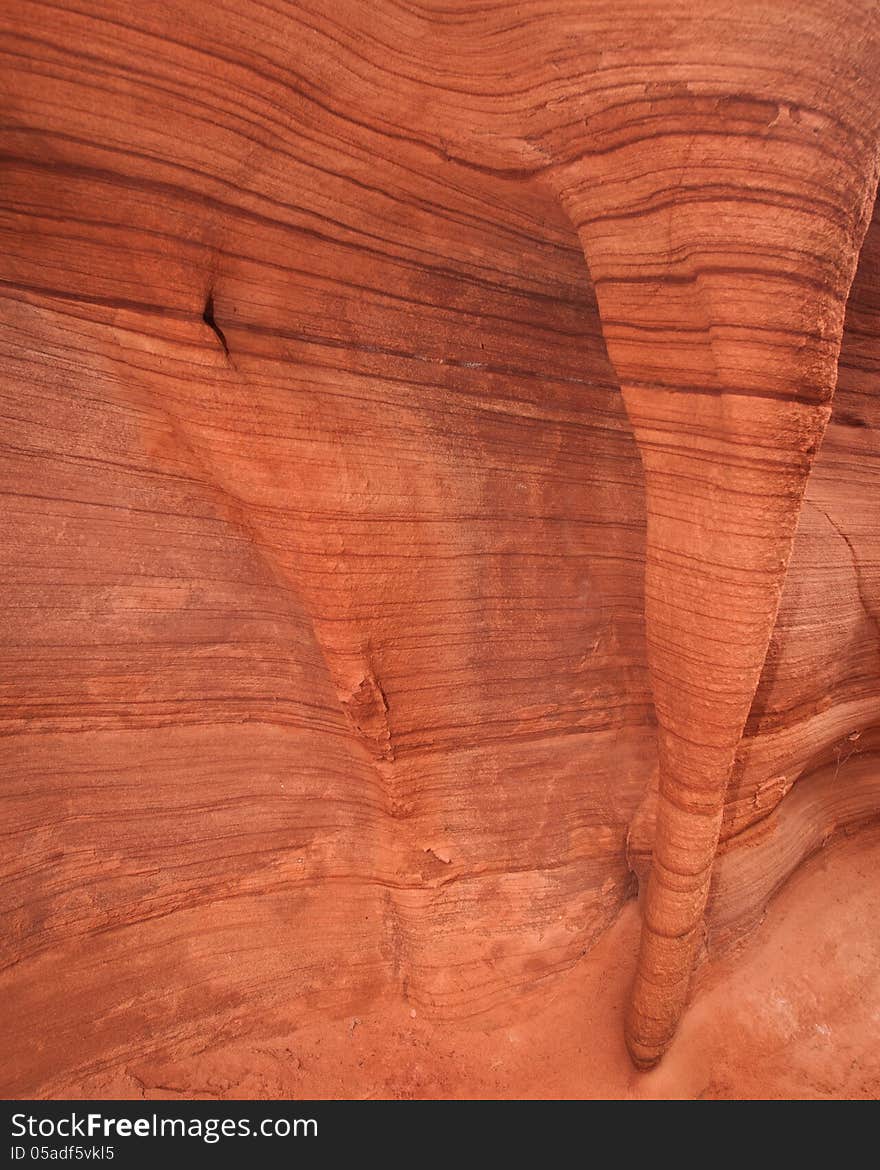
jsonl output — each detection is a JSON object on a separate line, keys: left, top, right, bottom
{"left": 1, "top": 0, "right": 879, "bottom": 1097}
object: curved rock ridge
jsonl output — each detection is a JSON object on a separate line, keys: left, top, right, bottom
{"left": 1, "top": 0, "right": 879, "bottom": 1095}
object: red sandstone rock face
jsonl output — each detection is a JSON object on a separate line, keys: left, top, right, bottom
{"left": 1, "top": 1, "right": 879, "bottom": 1097}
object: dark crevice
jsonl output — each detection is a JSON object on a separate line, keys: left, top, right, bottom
{"left": 202, "top": 291, "right": 229, "bottom": 357}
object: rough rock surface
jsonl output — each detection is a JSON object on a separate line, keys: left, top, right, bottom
{"left": 1, "top": 0, "right": 879, "bottom": 1097}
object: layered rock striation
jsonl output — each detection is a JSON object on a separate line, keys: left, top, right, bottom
{"left": 1, "top": 0, "right": 879, "bottom": 1094}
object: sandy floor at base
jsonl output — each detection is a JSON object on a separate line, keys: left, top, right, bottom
{"left": 74, "top": 822, "right": 880, "bottom": 1101}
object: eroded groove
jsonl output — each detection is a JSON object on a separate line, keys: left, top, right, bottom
{"left": 201, "top": 290, "right": 229, "bottom": 357}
